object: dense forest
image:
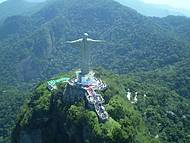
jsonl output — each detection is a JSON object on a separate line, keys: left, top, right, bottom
{"left": 0, "top": 86, "right": 29, "bottom": 143}
{"left": 0, "top": 0, "right": 190, "bottom": 85}
{"left": 0, "top": 0, "right": 190, "bottom": 142}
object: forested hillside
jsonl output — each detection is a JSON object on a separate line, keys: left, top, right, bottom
{"left": 0, "top": 0, "right": 190, "bottom": 85}
{"left": 0, "top": 0, "right": 190, "bottom": 142}
{"left": 0, "top": 86, "right": 29, "bottom": 143}
{"left": 0, "top": 0, "right": 47, "bottom": 23}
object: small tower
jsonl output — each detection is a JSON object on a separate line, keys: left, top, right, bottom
{"left": 131, "top": 92, "right": 138, "bottom": 104}
{"left": 127, "top": 88, "right": 131, "bottom": 101}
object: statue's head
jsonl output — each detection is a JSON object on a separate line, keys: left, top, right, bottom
{"left": 83, "top": 33, "right": 89, "bottom": 38}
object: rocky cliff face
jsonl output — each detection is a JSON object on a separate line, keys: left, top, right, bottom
{"left": 11, "top": 72, "right": 155, "bottom": 143}
{"left": 19, "top": 28, "right": 56, "bottom": 81}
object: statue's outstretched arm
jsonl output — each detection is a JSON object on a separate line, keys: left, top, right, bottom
{"left": 65, "top": 38, "right": 83, "bottom": 44}
{"left": 87, "top": 38, "right": 106, "bottom": 43}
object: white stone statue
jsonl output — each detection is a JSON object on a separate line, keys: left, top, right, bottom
{"left": 65, "top": 33, "right": 105, "bottom": 75}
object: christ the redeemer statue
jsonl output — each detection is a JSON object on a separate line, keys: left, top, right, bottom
{"left": 65, "top": 33, "right": 105, "bottom": 75}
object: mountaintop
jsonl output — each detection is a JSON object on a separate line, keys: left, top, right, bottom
{"left": 12, "top": 70, "right": 190, "bottom": 143}
{"left": 11, "top": 71, "right": 155, "bottom": 143}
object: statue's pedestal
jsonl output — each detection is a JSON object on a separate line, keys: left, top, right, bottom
{"left": 75, "top": 70, "right": 95, "bottom": 86}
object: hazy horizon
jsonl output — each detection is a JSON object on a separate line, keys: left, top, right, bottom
{"left": 0, "top": 0, "right": 46, "bottom": 3}
{"left": 141, "top": 0, "right": 190, "bottom": 10}
{"left": 0, "top": 0, "right": 189, "bottom": 18}
{"left": 0, "top": 0, "right": 189, "bottom": 11}
{"left": 0, "top": 0, "right": 190, "bottom": 11}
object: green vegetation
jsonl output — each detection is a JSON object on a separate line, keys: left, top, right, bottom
{"left": 0, "top": 0, "right": 189, "bottom": 142}
{"left": 12, "top": 71, "right": 155, "bottom": 143}
{"left": 0, "top": 86, "right": 29, "bottom": 143}
{"left": 0, "top": 0, "right": 190, "bottom": 86}
{"left": 12, "top": 71, "right": 190, "bottom": 143}
{"left": 0, "top": 0, "right": 46, "bottom": 23}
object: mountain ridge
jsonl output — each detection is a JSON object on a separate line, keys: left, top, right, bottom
{"left": 0, "top": 0, "right": 190, "bottom": 85}
{"left": 115, "top": 0, "right": 190, "bottom": 17}
{"left": 0, "top": 0, "right": 190, "bottom": 142}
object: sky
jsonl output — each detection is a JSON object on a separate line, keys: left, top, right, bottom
{"left": 0, "top": 0, "right": 190, "bottom": 10}
{"left": 0, "top": 0, "right": 46, "bottom": 3}
{"left": 141, "top": 0, "right": 190, "bottom": 10}
{"left": 0, "top": 0, "right": 6, "bottom": 3}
